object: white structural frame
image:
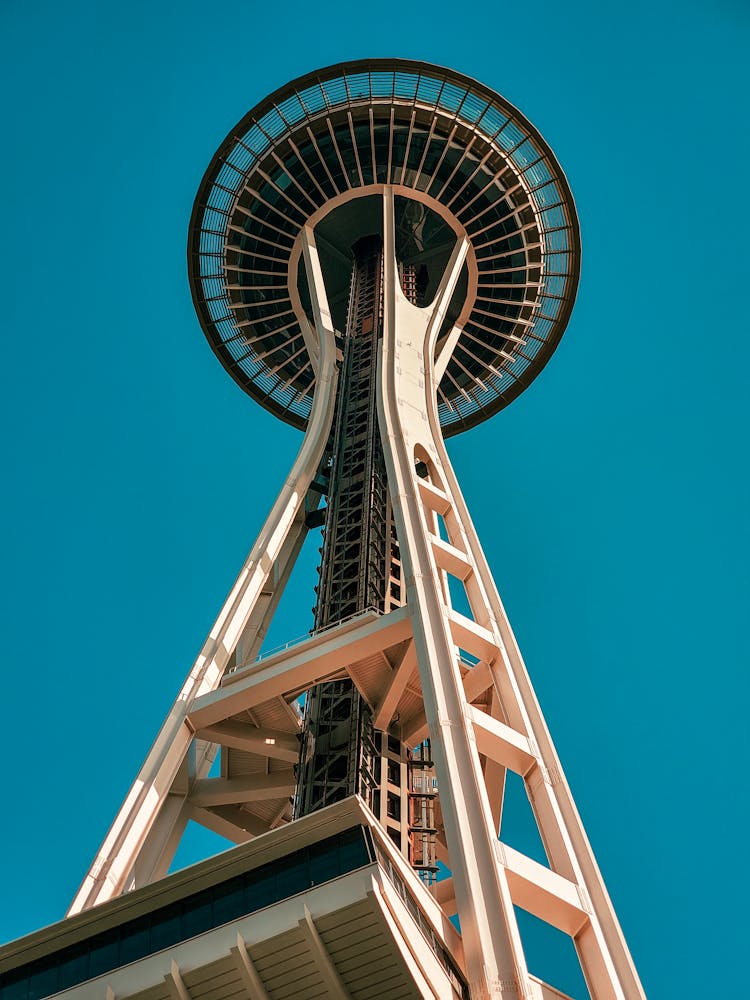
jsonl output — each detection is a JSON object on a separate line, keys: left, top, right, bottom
{"left": 69, "top": 191, "right": 644, "bottom": 1000}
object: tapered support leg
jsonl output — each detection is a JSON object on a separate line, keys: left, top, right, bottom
{"left": 377, "top": 188, "right": 644, "bottom": 1000}
{"left": 68, "top": 190, "right": 644, "bottom": 1000}
{"left": 378, "top": 187, "right": 530, "bottom": 999}
{"left": 68, "top": 230, "right": 339, "bottom": 915}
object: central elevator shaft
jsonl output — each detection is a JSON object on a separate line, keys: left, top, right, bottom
{"left": 295, "top": 236, "right": 403, "bottom": 822}
{"left": 296, "top": 234, "right": 437, "bottom": 880}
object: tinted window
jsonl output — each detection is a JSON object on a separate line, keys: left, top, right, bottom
{"left": 149, "top": 904, "right": 182, "bottom": 952}
{"left": 0, "top": 827, "right": 370, "bottom": 998}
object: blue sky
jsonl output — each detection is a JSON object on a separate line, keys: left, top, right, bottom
{"left": 1, "top": 1, "right": 747, "bottom": 996}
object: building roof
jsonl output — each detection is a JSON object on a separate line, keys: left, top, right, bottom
{"left": 0, "top": 798, "right": 468, "bottom": 1000}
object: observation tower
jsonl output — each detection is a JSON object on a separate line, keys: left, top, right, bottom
{"left": 0, "top": 60, "right": 645, "bottom": 1000}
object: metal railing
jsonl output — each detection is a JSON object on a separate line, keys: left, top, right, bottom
{"left": 229, "top": 605, "right": 385, "bottom": 674}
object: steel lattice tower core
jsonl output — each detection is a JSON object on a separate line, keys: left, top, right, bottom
{"left": 0, "top": 60, "right": 646, "bottom": 1000}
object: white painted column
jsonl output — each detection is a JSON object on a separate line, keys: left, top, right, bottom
{"left": 68, "top": 228, "right": 339, "bottom": 915}
{"left": 377, "top": 187, "right": 533, "bottom": 1000}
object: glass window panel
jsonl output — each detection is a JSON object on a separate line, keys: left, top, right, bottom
{"left": 539, "top": 294, "right": 562, "bottom": 318}
{"left": 309, "top": 839, "right": 340, "bottom": 885}
{"left": 56, "top": 946, "right": 90, "bottom": 991}
{"left": 526, "top": 159, "right": 553, "bottom": 187}
{"left": 275, "top": 851, "right": 309, "bottom": 899}
{"left": 88, "top": 934, "right": 120, "bottom": 978}
{"left": 461, "top": 93, "right": 487, "bottom": 124}
{"left": 202, "top": 208, "right": 226, "bottom": 233}
{"left": 213, "top": 879, "right": 247, "bottom": 926}
{"left": 541, "top": 206, "right": 565, "bottom": 229}
{"left": 533, "top": 181, "right": 560, "bottom": 207}
{"left": 321, "top": 77, "right": 347, "bottom": 107}
{"left": 497, "top": 122, "right": 524, "bottom": 151}
{"left": 338, "top": 829, "right": 369, "bottom": 872}
{"left": 438, "top": 82, "right": 467, "bottom": 113}
{"left": 119, "top": 919, "right": 150, "bottom": 966}
{"left": 181, "top": 891, "right": 213, "bottom": 940}
{"left": 416, "top": 76, "right": 442, "bottom": 105}
{"left": 346, "top": 73, "right": 370, "bottom": 100}
{"left": 370, "top": 72, "right": 395, "bottom": 96}
{"left": 246, "top": 869, "right": 277, "bottom": 912}
{"left": 277, "top": 94, "right": 306, "bottom": 125}
{"left": 206, "top": 297, "right": 230, "bottom": 323}
{"left": 545, "top": 229, "right": 570, "bottom": 251}
{"left": 226, "top": 143, "right": 253, "bottom": 172}
{"left": 479, "top": 106, "right": 508, "bottom": 136}
{"left": 199, "top": 231, "right": 224, "bottom": 255}
{"left": 260, "top": 108, "right": 287, "bottom": 139}
{"left": 208, "top": 185, "right": 232, "bottom": 212}
{"left": 298, "top": 83, "right": 327, "bottom": 114}
{"left": 150, "top": 904, "right": 182, "bottom": 953}
{"left": 511, "top": 138, "right": 538, "bottom": 168}
{"left": 215, "top": 163, "right": 244, "bottom": 192}
{"left": 2, "top": 977, "right": 30, "bottom": 1000}
{"left": 394, "top": 72, "right": 418, "bottom": 100}
{"left": 27, "top": 960, "right": 58, "bottom": 998}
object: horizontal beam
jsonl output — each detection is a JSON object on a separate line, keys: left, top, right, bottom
{"left": 448, "top": 609, "right": 499, "bottom": 661}
{"left": 189, "top": 772, "right": 295, "bottom": 807}
{"left": 502, "top": 842, "right": 589, "bottom": 937}
{"left": 194, "top": 721, "right": 299, "bottom": 763}
{"left": 417, "top": 478, "right": 451, "bottom": 515}
{"left": 431, "top": 536, "right": 473, "bottom": 581}
{"left": 373, "top": 639, "right": 417, "bottom": 729}
{"left": 467, "top": 705, "right": 536, "bottom": 775}
{"left": 189, "top": 606, "right": 412, "bottom": 731}
{"left": 433, "top": 844, "right": 589, "bottom": 939}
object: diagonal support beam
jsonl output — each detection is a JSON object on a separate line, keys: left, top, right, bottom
{"left": 426, "top": 235, "right": 470, "bottom": 361}
{"left": 373, "top": 639, "right": 417, "bottom": 729}
{"left": 435, "top": 324, "right": 464, "bottom": 383}
{"left": 231, "top": 933, "right": 272, "bottom": 1000}
{"left": 463, "top": 659, "right": 493, "bottom": 703}
{"left": 379, "top": 185, "right": 532, "bottom": 993}
{"left": 189, "top": 606, "right": 411, "bottom": 731}
{"left": 68, "top": 318, "right": 339, "bottom": 913}
{"left": 300, "top": 224, "right": 335, "bottom": 375}
{"left": 467, "top": 704, "right": 536, "bottom": 776}
{"left": 189, "top": 804, "right": 268, "bottom": 841}
{"left": 189, "top": 772, "right": 295, "bottom": 807}
{"left": 501, "top": 843, "right": 589, "bottom": 937}
{"left": 299, "top": 905, "right": 349, "bottom": 1000}
{"left": 194, "top": 721, "right": 299, "bottom": 763}
{"left": 165, "top": 960, "right": 192, "bottom": 1000}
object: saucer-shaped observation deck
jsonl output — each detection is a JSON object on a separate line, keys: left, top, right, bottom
{"left": 188, "top": 59, "right": 580, "bottom": 436}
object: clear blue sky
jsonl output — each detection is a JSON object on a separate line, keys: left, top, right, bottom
{"left": 1, "top": 2, "right": 747, "bottom": 996}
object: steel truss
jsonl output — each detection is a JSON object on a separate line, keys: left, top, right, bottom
{"left": 69, "top": 196, "right": 644, "bottom": 1000}
{"left": 296, "top": 235, "right": 400, "bottom": 820}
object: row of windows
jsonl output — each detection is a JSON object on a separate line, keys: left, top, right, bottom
{"left": 374, "top": 843, "right": 469, "bottom": 1000}
{"left": 0, "top": 828, "right": 371, "bottom": 1000}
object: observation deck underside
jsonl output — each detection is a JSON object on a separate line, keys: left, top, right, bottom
{"left": 188, "top": 59, "right": 580, "bottom": 435}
